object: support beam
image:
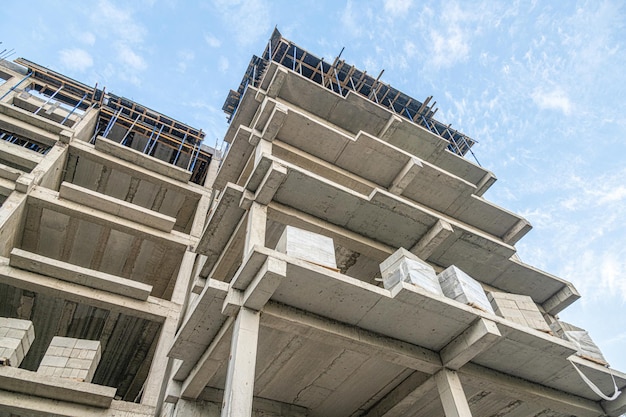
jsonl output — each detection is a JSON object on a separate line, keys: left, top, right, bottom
{"left": 379, "top": 115, "right": 403, "bottom": 141}
{"left": 389, "top": 158, "right": 422, "bottom": 195}
{"left": 0, "top": 366, "right": 116, "bottom": 408}
{"left": 242, "top": 256, "right": 286, "bottom": 310}
{"left": 261, "top": 103, "right": 288, "bottom": 142}
{"left": 243, "top": 202, "right": 267, "bottom": 257}
{"left": 266, "top": 67, "right": 288, "bottom": 99}
{"left": 434, "top": 368, "right": 472, "bottom": 417}
{"left": 363, "top": 372, "right": 435, "bottom": 417}
{"left": 221, "top": 307, "right": 261, "bottom": 417}
{"left": 541, "top": 284, "right": 580, "bottom": 316}
{"left": 254, "top": 162, "right": 287, "bottom": 205}
{"left": 59, "top": 182, "right": 176, "bottom": 232}
{"left": 410, "top": 219, "right": 454, "bottom": 260}
{"left": 459, "top": 362, "right": 604, "bottom": 417}
{"left": 9, "top": 248, "right": 152, "bottom": 300}
{"left": 440, "top": 318, "right": 501, "bottom": 370}
{"left": 180, "top": 317, "right": 234, "bottom": 400}
{"left": 70, "top": 141, "right": 205, "bottom": 199}
{"left": 0, "top": 257, "right": 174, "bottom": 322}
{"left": 27, "top": 186, "right": 190, "bottom": 249}
{"left": 501, "top": 218, "right": 532, "bottom": 246}
{"left": 262, "top": 302, "right": 441, "bottom": 374}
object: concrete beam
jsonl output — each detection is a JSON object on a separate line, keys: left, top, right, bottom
{"left": 94, "top": 136, "right": 192, "bottom": 183}
{"left": 435, "top": 368, "right": 472, "bottom": 417}
{"left": 0, "top": 257, "right": 174, "bottom": 322}
{"left": 268, "top": 201, "right": 394, "bottom": 262}
{"left": 459, "top": 362, "right": 604, "bottom": 417}
{"left": 474, "top": 171, "right": 496, "bottom": 196}
{"left": 69, "top": 141, "right": 205, "bottom": 199}
{"left": 262, "top": 302, "right": 442, "bottom": 374}
{"left": 440, "top": 318, "right": 501, "bottom": 370}
{"left": 0, "top": 163, "right": 22, "bottom": 182}
{"left": 0, "top": 139, "right": 43, "bottom": 170}
{"left": 0, "top": 365, "right": 116, "bottom": 408}
{"left": 389, "top": 157, "right": 422, "bottom": 195}
{"left": 379, "top": 115, "right": 403, "bottom": 141}
{"left": 266, "top": 67, "right": 288, "bottom": 99}
{"left": 9, "top": 248, "right": 152, "bottom": 300}
{"left": 501, "top": 218, "right": 532, "bottom": 246}
{"left": 362, "top": 372, "right": 435, "bottom": 417}
{"left": 59, "top": 182, "right": 176, "bottom": 233}
{"left": 242, "top": 256, "right": 287, "bottom": 311}
{"left": 243, "top": 202, "right": 267, "bottom": 258}
{"left": 541, "top": 284, "right": 581, "bottom": 316}
{"left": 27, "top": 186, "right": 190, "bottom": 250}
{"left": 180, "top": 317, "right": 234, "bottom": 399}
{"left": 410, "top": 219, "right": 454, "bottom": 260}
{"left": 261, "top": 102, "right": 288, "bottom": 142}
{"left": 253, "top": 162, "right": 287, "bottom": 205}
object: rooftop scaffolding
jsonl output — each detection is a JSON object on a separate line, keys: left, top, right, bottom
{"left": 223, "top": 28, "right": 478, "bottom": 160}
{"left": 11, "top": 59, "right": 213, "bottom": 185}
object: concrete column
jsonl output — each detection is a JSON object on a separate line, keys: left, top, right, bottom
{"left": 221, "top": 307, "right": 261, "bottom": 417}
{"left": 243, "top": 202, "right": 267, "bottom": 256}
{"left": 435, "top": 368, "right": 473, "bottom": 417}
{"left": 142, "top": 311, "right": 179, "bottom": 408}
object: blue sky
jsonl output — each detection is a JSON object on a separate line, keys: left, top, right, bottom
{"left": 3, "top": 1, "right": 625, "bottom": 372}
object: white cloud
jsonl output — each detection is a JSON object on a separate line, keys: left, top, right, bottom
{"left": 59, "top": 48, "right": 93, "bottom": 72}
{"left": 212, "top": 0, "right": 270, "bottom": 46}
{"left": 204, "top": 34, "right": 221, "bottom": 48}
{"left": 218, "top": 56, "right": 229, "bottom": 73}
{"left": 117, "top": 44, "right": 147, "bottom": 71}
{"left": 340, "top": 0, "right": 363, "bottom": 37}
{"left": 384, "top": 0, "right": 413, "bottom": 15}
{"left": 531, "top": 87, "right": 572, "bottom": 115}
{"left": 93, "top": 0, "right": 146, "bottom": 44}
{"left": 177, "top": 49, "right": 195, "bottom": 73}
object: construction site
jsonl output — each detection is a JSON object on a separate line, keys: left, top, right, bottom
{"left": 0, "top": 28, "right": 625, "bottom": 416}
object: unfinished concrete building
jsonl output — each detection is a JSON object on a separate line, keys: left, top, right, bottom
{"left": 1, "top": 29, "right": 625, "bottom": 417}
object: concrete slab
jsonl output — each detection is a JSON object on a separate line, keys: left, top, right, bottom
{"left": 0, "top": 365, "right": 116, "bottom": 408}
{"left": 0, "top": 139, "right": 43, "bottom": 171}
{"left": 0, "top": 256, "right": 173, "bottom": 322}
{"left": 94, "top": 136, "right": 192, "bottom": 183}
{"left": 9, "top": 248, "right": 153, "bottom": 300}
{"left": 59, "top": 182, "right": 176, "bottom": 232}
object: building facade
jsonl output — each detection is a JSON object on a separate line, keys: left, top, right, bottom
{"left": 1, "top": 30, "right": 625, "bottom": 416}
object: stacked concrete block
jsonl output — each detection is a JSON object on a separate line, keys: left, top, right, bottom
{"left": 37, "top": 336, "right": 102, "bottom": 382}
{"left": 437, "top": 265, "right": 494, "bottom": 313}
{"left": 379, "top": 248, "right": 443, "bottom": 295}
{"left": 488, "top": 292, "right": 551, "bottom": 333}
{"left": 0, "top": 317, "right": 35, "bottom": 367}
{"left": 550, "top": 321, "right": 608, "bottom": 365}
{"left": 276, "top": 226, "right": 337, "bottom": 270}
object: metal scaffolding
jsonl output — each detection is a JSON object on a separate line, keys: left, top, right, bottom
{"left": 223, "top": 28, "right": 478, "bottom": 161}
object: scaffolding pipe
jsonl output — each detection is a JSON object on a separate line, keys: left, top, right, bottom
{"left": 172, "top": 133, "right": 188, "bottom": 165}
{"left": 121, "top": 114, "right": 141, "bottom": 145}
{"left": 0, "top": 71, "right": 32, "bottom": 101}
{"left": 189, "top": 143, "right": 201, "bottom": 172}
{"left": 61, "top": 92, "right": 87, "bottom": 125}
{"left": 334, "top": 68, "right": 343, "bottom": 95}
{"left": 147, "top": 124, "right": 164, "bottom": 155}
{"left": 102, "top": 108, "right": 122, "bottom": 138}
{"left": 142, "top": 123, "right": 159, "bottom": 153}
{"left": 187, "top": 143, "right": 198, "bottom": 170}
{"left": 34, "top": 85, "right": 64, "bottom": 115}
